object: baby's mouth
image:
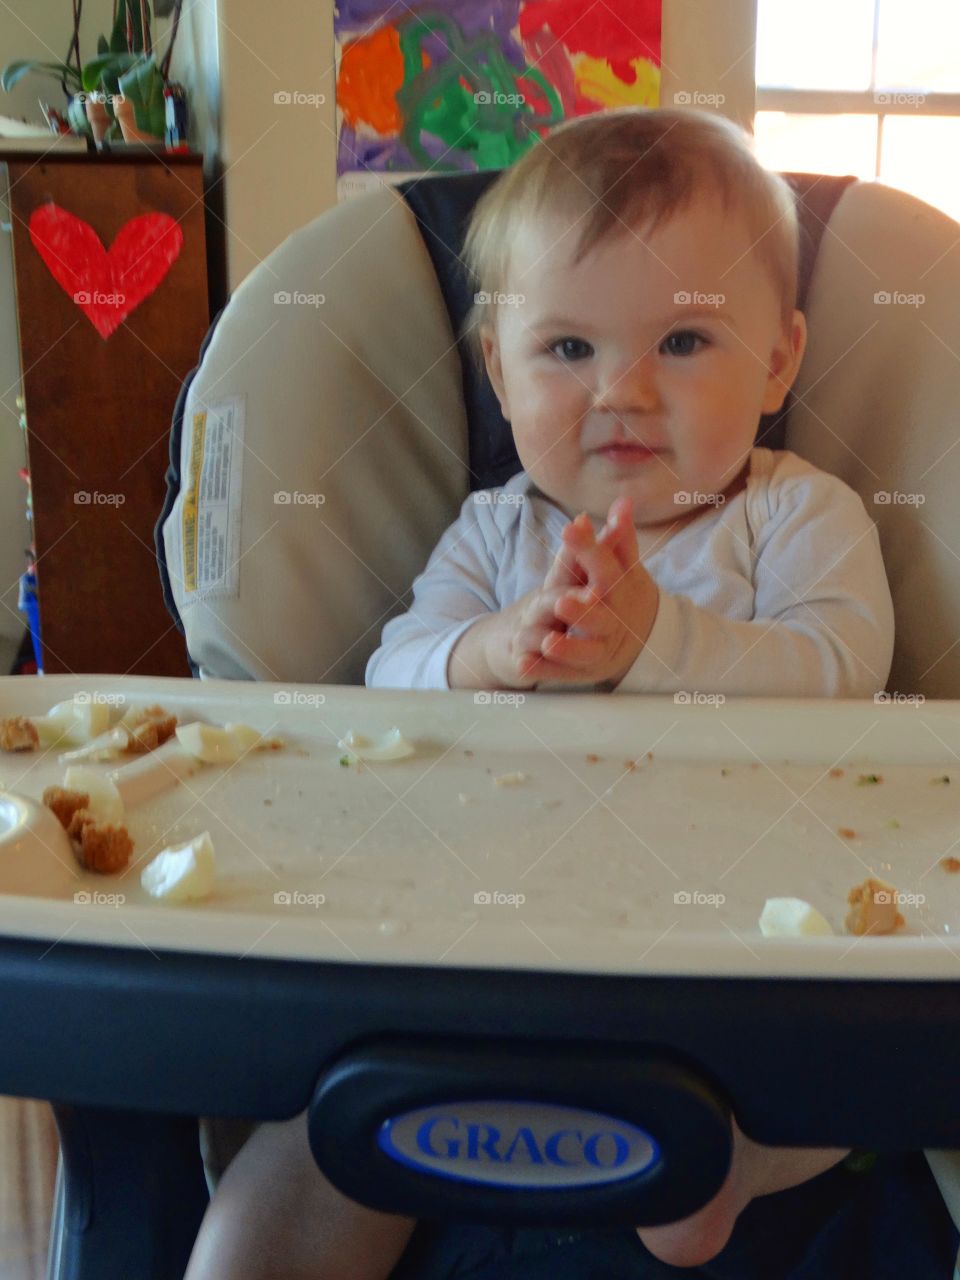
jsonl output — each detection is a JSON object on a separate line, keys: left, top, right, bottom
{"left": 594, "top": 442, "right": 667, "bottom": 464}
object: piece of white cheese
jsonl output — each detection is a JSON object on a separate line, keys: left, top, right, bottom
{"left": 176, "top": 722, "right": 262, "bottom": 764}
{"left": 337, "top": 728, "right": 414, "bottom": 761}
{"left": 759, "top": 897, "right": 835, "bottom": 938}
{"left": 140, "top": 832, "right": 216, "bottom": 902}
{"left": 62, "top": 765, "right": 125, "bottom": 825}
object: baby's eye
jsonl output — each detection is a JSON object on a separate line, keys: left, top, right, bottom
{"left": 661, "top": 330, "right": 707, "bottom": 357}
{"left": 548, "top": 337, "right": 593, "bottom": 362}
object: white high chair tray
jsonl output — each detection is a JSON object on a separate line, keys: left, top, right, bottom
{"left": 1, "top": 675, "right": 958, "bottom": 982}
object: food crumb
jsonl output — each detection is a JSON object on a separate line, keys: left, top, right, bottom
{"left": 623, "top": 760, "right": 638, "bottom": 772}
{"left": 721, "top": 767, "right": 730, "bottom": 777}
{"left": 0, "top": 716, "right": 39, "bottom": 752}
{"left": 838, "top": 827, "right": 857, "bottom": 840}
{"left": 493, "top": 771, "right": 527, "bottom": 787}
{"left": 646, "top": 751, "right": 654, "bottom": 760}
{"left": 829, "top": 768, "right": 844, "bottom": 778}
{"left": 857, "top": 774, "right": 883, "bottom": 786}
{"left": 941, "top": 857, "right": 960, "bottom": 873}
{"left": 263, "top": 798, "right": 273, "bottom": 806}
{"left": 585, "top": 753, "right": 601, "bottom": 764}
{"left": 844, "top": 878, "right": 904, "bottom": 936}
{"left": 464, "top": 750, "right": 474, "bottom": 757}
{"left": 931, "top": 775, "right": 951, "bottom": 785}
{"left": 884, "top": 819, "right": 901, "bottom": 830}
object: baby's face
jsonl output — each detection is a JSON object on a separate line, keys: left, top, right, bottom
{"left": 480, "top": 190, "right": 807, "bottom": 525}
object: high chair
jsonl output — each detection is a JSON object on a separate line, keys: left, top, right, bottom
{"left": 31, "top": 165, "right": 960, "bottom": 1278}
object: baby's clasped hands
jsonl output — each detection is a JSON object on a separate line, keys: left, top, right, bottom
{"left": 506, "top": 496, "right": 656, "bottom": 688}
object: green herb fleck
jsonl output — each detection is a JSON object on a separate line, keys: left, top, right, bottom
{"left": 884, "top": 818, "right": 901, "bottom": 829}
{"left": 720, "top": 767, "right": 730, "bottom": 777}
{"left": 931, "top": 775, "right": 951, "bottom": 785}
{"left": 857, "top": 774, "right": 882, "bottom": 785}
{"left": 339, "top": 755, "right": 351, "bottom": 767}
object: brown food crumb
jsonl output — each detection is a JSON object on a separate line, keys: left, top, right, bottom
{"left": 463, "top": 750, "right": 474, "bottom": 757}
{"left": 122, "top": 706, "right": 178, "bottom": 754}
{"left": 941, "top": 857, "right": 960, "bottom": 873}
{"left": 844, "top": 878, "right": 904, "bottom": 936}
{"left": 42, "top": 786, "right": 90, "bottom": 831}
{"left": 585, "top": 753, "right": 601, "bottom": 764}
{"left": 838, "top": 827, "right": 857, "bottom": 840}
{"left": 646, "top": 751, "right": 654, "bottom": 760}
{"left": 263, "top": 798, "right": 273, "bottom": 806}
{"left": 830, "top": 768, "right": 844, "bottom": 778}
{"left": 0, "top": 716, "right": 39, "bottom": 752}
{"left": 857, "top": 774, "right": 883, "bottom": 786}
{"left": 69, "top": 814, "right": 133, "bottom": 873}
{"left": 623, "top": 759, "right": 637, "bottom": 772}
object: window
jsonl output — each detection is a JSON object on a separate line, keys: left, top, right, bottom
{"left": 754, "top": 0, "right": 960, "bottom": 223}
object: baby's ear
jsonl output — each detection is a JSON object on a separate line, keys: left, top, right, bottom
{"left": 761, "top": 309, "right": 808, "bottom": 414}
{"left": 480, "top": 325, "right": 511, "bottom": 421}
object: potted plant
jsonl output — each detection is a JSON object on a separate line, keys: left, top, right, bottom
{"left": 1, "top": 0, "right": 184, "bottom": 145}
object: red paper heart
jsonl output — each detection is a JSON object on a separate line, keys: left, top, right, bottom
{"left": 29, "top": 203, "right": 183, "bottom": 340}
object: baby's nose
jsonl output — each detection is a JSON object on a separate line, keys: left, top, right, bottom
{"left": 595, "top": 354, "right": 661, "bottom": 412}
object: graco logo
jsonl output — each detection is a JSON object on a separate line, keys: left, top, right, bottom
{"left": 377, "top": 1100, "right": 658, "bottom": 1189}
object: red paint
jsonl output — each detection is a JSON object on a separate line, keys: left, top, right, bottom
{"left": 519, "top": 0, "right": 661, "bottom": 68}
{"left": 28, "top": 203, "right": 183, "bottom": 340}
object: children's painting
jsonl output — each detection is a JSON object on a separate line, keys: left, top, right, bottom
{"left": 335, "top": 0, "right": 661, "bottom": 197}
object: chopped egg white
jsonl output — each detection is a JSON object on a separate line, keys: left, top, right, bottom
{"left": 33, "top": 697, "right": 117, "bottom": 747}
{"left": 62, "top": 765, "right": 125, "bottom": 825}
{"left": 140, "top": 832, "right": 216, "bottom": 902}
{"left": 759, "top": 897, "right": 835, "bottom": 938}
{"left": 176, "top": 722, "right": 262, "bottom": 764}
{"left": 337, "top": 728, "right": 414, "bottom": 761}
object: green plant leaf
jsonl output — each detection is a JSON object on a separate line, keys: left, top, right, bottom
{"left": 108, "top": 3, "right": 128, "bottom": 53}
{"left": 125, "top": 0, "right": 144, "bottom": 54}
{"left": 1, "top": 60, "right": 82, "bottom": 93}
{"left": 97, "top": 35, "right": 109, "bottom": 56}
{"left": 81, "top": 51, "right": 140, "bottom": 93}
{"left": 66, "top": 94, "right": 94, "bottom": 139}
{"left": 118, "top": 56, "right": 165, "bottom": 136}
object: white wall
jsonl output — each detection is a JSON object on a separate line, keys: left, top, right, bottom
{"left": 216, "top": 0, "right": 758, "bottom": 291}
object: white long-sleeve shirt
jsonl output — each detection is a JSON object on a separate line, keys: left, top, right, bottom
{"left": 366, "top": 447, "right": 895, "bottom": 697}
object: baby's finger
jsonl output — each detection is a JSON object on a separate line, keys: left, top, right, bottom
{"left": 570, "top": 540, "right": 627, "bottom": 597}
{"left": 540, "top": 629, "right": 609, "bottom": 669}
{"left": 598, "top": 497, "right": 639, "bottom": 570}
{"left": 544, "top": 539, "right": 587, "bottom": 589}
{"left": 554, "top": 589, "right": 601, "bottom": 628}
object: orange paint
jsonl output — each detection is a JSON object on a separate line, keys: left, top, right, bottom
{"left": 338, "top": 23, "right": 430, "bottom": 134}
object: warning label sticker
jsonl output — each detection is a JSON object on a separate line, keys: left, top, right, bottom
{"left": 181, "top": 394, "right": 245, "bottom": 597}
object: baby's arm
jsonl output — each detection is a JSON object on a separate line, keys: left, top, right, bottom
{"left": 613, "top": 473, "right": 895, "bottom": 697}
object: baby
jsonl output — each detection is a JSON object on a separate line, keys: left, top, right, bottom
{"left": 186, "top": 108, "right": 906, "bottom": 1280}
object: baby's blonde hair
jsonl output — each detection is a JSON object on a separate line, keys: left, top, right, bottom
{"left": 459, "top": 106, "right": 800, "bottom": 373}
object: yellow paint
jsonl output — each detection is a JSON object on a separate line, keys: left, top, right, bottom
{"left": 573, "top": 54, "right": 660, "bottom": 109}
